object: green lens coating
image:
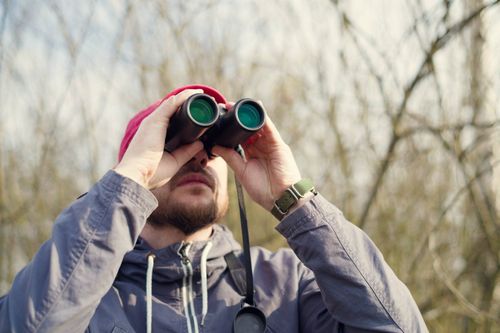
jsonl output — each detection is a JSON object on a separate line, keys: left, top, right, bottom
{"left": 189, "top": 99, "right": 216, "bottom": 124}
{"left": 238, "top": 103, "right": 262, "bottom": 129}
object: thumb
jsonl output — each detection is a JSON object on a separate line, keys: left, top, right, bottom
{"left": 212, "top": 145, "right": 246, "bottom": 178}
{"left": 170, "top": 141, "right": 204, "bottom": 167}
{"left": 149, "top": 141, "right": 204, "bottom": 189}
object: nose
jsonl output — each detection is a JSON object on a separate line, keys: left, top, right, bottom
{"left": 192, "top": 150, "right": 208, "bottom": 169}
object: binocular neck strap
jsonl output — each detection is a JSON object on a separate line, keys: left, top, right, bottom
{"left": 234, "top": 146, "right": 255, "bottom": 306}
{"left": 223, "top": 252, "right": 247, "bottom": 298}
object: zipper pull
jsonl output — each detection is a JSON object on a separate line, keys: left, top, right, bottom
{"left": 177, "top": 242, "right": 192, "bottom": 265}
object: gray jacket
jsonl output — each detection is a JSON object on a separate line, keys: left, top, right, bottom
{"left": 0, "top": 171, "right": 428, "bottom": 332}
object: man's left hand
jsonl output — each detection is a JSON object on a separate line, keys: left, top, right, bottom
{"left": 212, "top": 105, "right": 302, "bottom": 211}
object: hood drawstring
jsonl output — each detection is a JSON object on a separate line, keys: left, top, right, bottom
{"left": 144, "top": 241, "right": 213, "bottom": 332}
{"left": 146, "top": 253, "right": 155, "bottom": 333}
{"left": 200, "top": 241, "right": 213, "bottom": 326}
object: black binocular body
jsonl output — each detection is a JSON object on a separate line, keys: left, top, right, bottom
{"left": 164, "top": 93, "right": 266, "bottom": 154}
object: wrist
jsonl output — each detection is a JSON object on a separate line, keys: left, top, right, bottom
{"left": 270, "top": 179, "right": 317, "bottom": 220}
{"left": 280, "top": 192, "right": 315, "bottom": 219}
{"left": 113, "top": 164, "right": 149, "bottom": 189}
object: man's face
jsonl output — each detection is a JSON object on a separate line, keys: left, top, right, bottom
{"left": 148, "top": 151, "right": 229, "bottom": 235}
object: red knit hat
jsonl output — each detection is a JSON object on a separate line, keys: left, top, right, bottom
{"left": 118, "top": 84, "right": 227, "bottom": 161}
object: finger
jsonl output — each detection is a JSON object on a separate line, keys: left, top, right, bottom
{"left": 170, "top": 140, "right": 204, "bottom": 167}
{"left": 240, "top": 143, "right": 259, "bottom": 158}
{"left": 212, "top": 145, "right": 246, "bottom": 178}
{"left": 260, "top": 114, "right": 284, "bottom": 142}
{"left": 149, "top": 89, "right": 204, "bottom": 124}
{"left": 243, "top": 132, "right": 260, "bottom": 146}
{"left": 245, "top": 115, "right": 286, "bottom": 153}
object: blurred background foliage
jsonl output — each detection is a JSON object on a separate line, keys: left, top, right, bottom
{"left": 0, "top": 0, "right": 499, "bottom": 331}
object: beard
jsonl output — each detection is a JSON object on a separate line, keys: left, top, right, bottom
{"left": 148, "top": 162, "right": 229, "bottom": 235}
{"left": 148, "top": 194, "right": 220, "bottom": 235}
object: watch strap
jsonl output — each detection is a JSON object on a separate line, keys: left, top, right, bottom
{"left": 271, "top": 179, "right": 317, "bottom": 220}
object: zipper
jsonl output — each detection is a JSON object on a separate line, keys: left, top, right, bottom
{"left": 178, "top": 242, "right": 199, "bottom": 333}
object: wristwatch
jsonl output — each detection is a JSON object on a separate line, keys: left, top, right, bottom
{"left": 271, "top": 179, "right": 317, "bottom": 220}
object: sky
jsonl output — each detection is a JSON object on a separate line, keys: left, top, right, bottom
{"left": 0, "top": 0, "right": 498, "bottom": 182}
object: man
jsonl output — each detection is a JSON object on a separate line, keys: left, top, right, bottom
{"left": 0, "top": 85, "right": 428, "bottom": 332}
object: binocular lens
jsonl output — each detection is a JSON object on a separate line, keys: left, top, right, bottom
{"left": 233, "top": 306, "right": 267, "bottom": 333}
{"left": 237, "top": 103, "right": 264, "bottom": 130}
{"left": 165, "top": 95, "right": 265, "bottom": 153}
{"left": 189, "top": 98, "right": 217, "bottom": 125}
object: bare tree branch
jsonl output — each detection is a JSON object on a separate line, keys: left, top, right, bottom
{"left": 357, "top": 0, "right": 500, "bottom": 228}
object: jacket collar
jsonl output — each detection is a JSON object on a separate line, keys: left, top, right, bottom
{"left": 117, "top": 224, "right": 241, "bottom": 286}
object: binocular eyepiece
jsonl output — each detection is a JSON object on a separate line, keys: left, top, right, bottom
{"left": 164, "top": 93, "right": 266, "bottom": 154}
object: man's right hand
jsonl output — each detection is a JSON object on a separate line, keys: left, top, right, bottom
{"left": 114, "top": 89, "right": 204, "bottom": 189}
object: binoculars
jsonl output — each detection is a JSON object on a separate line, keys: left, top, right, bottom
{"left": 164, "top": 93, "right": 266, "bottom": 154}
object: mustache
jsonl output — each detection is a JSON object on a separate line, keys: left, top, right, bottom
{"left": 169, "top": 161, "right": 217, "bottom": 190}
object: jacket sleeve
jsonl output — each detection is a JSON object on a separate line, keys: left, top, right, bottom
{"left": 276, "top": 194, "right": 428, "bottom": 333}
{"left": 0, "top": 170, "right": 157, "bottom": 333}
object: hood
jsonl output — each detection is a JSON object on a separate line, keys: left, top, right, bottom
{"left": 116, "top": 224, "right": 241, "bottom": 293}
